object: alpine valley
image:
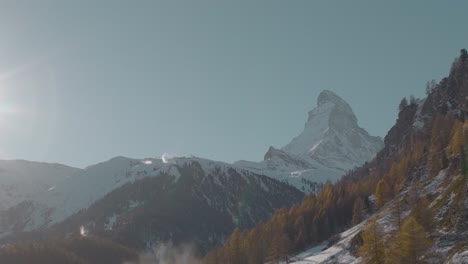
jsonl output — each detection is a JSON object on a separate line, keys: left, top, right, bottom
{"left": 0, "top": 91, "right": 383, "bottom": 259}
{"left": 2, "top": 50, "right": 468, "bottom": 264}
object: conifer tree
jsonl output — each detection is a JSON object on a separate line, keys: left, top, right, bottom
{"left": 461, "top": 49, "right": 468, "bottom": 62}
{"left": 410, "top": 195, "right": 434, "bottom": 236}
{"left": 399, "top": 97, "right": 408, "bottom": 111}
{"left": 352, "top": 197, "right": 366, "bottom": 225}
{"left": 359, "top": 217, "right": 385, "bottom": 264}
{"left": 385, "top": 216, "right": 432, "bottom": 264}
{"left": 227, "top": 228, "right": 242, "bottom": 264}
{"left": 375, "top": 179, "right": 391, "bottom": 209}
{"left": 244, "top": 228, "right": 264, "bottom": 264}
{"left": 449, "top": 121, "right": 464, "bottom": 156}
{"left": 389, "top": 198, "right": 404, "bottom": 230}
{"left": 266, "top": 231, "right": 291, "bottom": 264}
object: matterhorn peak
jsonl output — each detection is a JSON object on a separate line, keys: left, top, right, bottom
{"left": 282, "top": 90, "right": 383, "bottom": 171}
{"left": 317, "top": 90, "right": 349, "bottom": 107}
{"left": 309, "top": 90, "right": 357, "bottom": 127}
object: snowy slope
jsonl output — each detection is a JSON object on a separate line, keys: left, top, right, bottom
{"left": 236, "top": 90, "right": 383, "bottom": 192}
{"left": 450, "top": 250, "right": 468, "bottom": 264}
{"left": 0, "top": 156, "right": 180, "bottom": 232}
{"left": 0, "top": 160, "right": 80, "bottom": 211}
{"left": 33, "top": 156, "right": 166, "bottom": 226}
{"left": 0, "top": 157, "right": 161, "bottom": 233}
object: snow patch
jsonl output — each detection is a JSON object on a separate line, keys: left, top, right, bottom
{"left": 290, "top": 223, "right": 364, "bottom": 264}
{"left": 309, "top": 140, "right": 323, "bottom": 154}
{"left": 450, "top": 249, "right": 468, "bottom": 264}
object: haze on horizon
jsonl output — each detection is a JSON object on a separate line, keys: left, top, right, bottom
{"left": 0, "top": 0, "right": 467, "bottom": 168}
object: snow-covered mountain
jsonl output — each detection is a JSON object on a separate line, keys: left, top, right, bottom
{"left": 0, "top": 155, "right": 302, "bottom": 250}
{"left": 283, "top": 90, "right": 383, "bottom": 169}
{"left": 236, "top": 90, "right": 383, "bottom": 192}
{"left": 49, "top": 156, "right": 303, "bottom": 251}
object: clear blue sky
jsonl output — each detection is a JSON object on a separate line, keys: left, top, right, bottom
{"left": 0, "top": 0, "right": 467, "bottom": 168}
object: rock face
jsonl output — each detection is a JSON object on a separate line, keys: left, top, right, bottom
{"left": 236, "top": 90, "right": 383, "bottom": 192}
